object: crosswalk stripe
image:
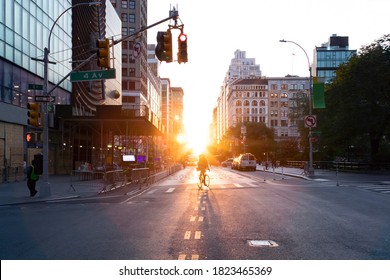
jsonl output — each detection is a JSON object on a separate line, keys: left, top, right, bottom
{"left": 166, "top": 188, "right": 175, "bottom": 193}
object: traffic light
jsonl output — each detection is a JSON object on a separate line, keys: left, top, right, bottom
{"left": 27, "top": 103, "right": 41, "bottom": 127}
{"left": 177, "top": 33, "right": 188, "bottom": 64}
{"left": 155, "top": 29, "right": 172, "bottom": 62}
{"left": 26, "top": 132, "right": 35, "bottom": 143}
{"left": 96, "top": 38, "right": 110, "bottom": 68}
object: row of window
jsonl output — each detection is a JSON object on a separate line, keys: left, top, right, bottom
{"left": 234, "top": 92, "right": 290, "bottom": 98}
{"left": 235, "top": 100, "right": 289, "bottom": 107}
{"left": 270, "top": 84, "right": 305, "bottom": 90}
{"left": 110, "top": 0, "right": 136, "bottom": 9}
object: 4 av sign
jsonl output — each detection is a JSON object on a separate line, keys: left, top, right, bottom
{"left": 70, "top": 69, "right": 116, "bottom": 82}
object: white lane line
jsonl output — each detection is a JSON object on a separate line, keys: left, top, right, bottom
{"left": 166, "top": 187, "right": 175, "bottom": 193}
{"left": 184, "top": 231, "right": 191, "bottom": 240}
{"left": 234, "top": 183, "right": 244, "bottom": 188}
{"left": 194, "top": 231, "right": 202, "bottom": 239}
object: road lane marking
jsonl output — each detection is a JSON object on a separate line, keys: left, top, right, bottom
{"left": 195, "top": 231, "right": 202, "bottom": 239}
{"left": 234, "top": 183, "right": 244, "bottom": 188}
{"left": 166, "top": 188, "right": 175, "bottom": 193}
{"left": 184, "top": 231, "right": 191, "bottom": 239}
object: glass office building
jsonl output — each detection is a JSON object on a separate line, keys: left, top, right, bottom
{"left": 0, "top": 0, "right": 73, "bottom": 108}
{"left": 313, "top": 34, "right": 356, "bottom": 84}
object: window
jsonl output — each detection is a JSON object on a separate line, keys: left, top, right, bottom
{"left": 281, "top": 84, "right": 288, "bottom": 90}
{"left": 260, "top": 100, "right": 266, "bottom": 106}
{"left": 252, "top": 100, "right": 257, "bottom": 106}
{"left": 236, "top": 100, "right": 242, "bottom": 106}
{"left": 129, "top": 1, "right": 135, "bottom": 9}
{"left": 121, "top": 0, "right": 128, "bottom": 8}
{"left": 129, "top": 14, "right": 135, "bottom": 23}
{"left": 121, "top": 13, "right": 128, "bottom": 22}
{"left": 244, "top": 100, "right": 250, "bottom": 106}
{"left": 129, "top": 68, "right": 136, "bottom": 77}
{"left": 271, "top": 84, "right": 278, "bottom": 90}
{"left": 122, "top": 27, "right": 128, "bottom": 36}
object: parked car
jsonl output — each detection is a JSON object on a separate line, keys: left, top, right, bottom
{"left": 221, "top": 158, "right": 234, "bottom": 167}
{"left": 236, "top": 153, "right": 257, "bottom": 171}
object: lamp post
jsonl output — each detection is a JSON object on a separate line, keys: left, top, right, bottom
{"left": 38, "top": 1, "right": 101, "bottom": 197}
{"left": 279, "top": 39, "right": 314, "bottom": 177}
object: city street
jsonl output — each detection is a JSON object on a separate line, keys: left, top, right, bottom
{"left": 1, "top": 166, "right": 390, "bottom": 260}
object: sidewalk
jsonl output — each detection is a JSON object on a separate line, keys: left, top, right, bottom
{"left": 0, "top": 175, "right": 103, "bottom": 206}
{"left": 261, "top": 165, "right": 390, "bottom": 184}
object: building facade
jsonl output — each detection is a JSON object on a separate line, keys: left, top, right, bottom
{"left": 216, "top": 50, "right": 262, "bottom": 143}
{"left": 313, "top": 34, "right": 356, "bottom": 84}
{"left": 111, "top": 0, "right": 148, "bottom": 100}
{"left": 226, "top": 77, "right": 309, "bottom": 141}
{"left": 0, "top": 0, "right": 74, "bottom": 181}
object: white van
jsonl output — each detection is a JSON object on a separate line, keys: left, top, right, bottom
{"left": 237, "top": 153, "right": 257, "bottom": 171}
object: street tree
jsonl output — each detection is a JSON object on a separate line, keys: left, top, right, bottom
{"left": 318, "top": 34, "right": 390, "bottom": 162}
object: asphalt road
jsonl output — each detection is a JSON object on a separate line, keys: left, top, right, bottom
{"left": 1, "top": 167, "right": 390, "bottom": 260}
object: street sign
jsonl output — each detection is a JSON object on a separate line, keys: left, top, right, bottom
{"left": 28, "top": 84, "right": 43, "bottom": 90}
{"left": 304, "top": 115, "right": 317, "bottom": 128}
{"left": 70, "top": 69, "right": 116, "bottom": 82}
{"left": 35, "top": 96, "right": 55, "bottom": 103}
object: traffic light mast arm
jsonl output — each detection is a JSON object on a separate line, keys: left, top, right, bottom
{"left": 113, "top": 9, "right": 179, "bottom": 46}
{"left": 45, "top": 10, "right": 179, "bottom": 96}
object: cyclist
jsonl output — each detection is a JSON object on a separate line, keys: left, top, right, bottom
{"left": 197, "top": 154, "right": 210, "bottom": 186}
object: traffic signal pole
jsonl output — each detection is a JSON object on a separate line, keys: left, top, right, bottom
{"left": 32, "top": 6, "right": 180, "bottom": 197}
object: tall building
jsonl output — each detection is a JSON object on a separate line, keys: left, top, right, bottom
{"left": 72, "top": 0, "right": 122, "bottom": 115}
{"left": 313, "top": 34, "right": 356, "bottom": 84}
{"left": 216, "top": 50, "right": 262, "bottom": 143}
{"left": 111, "top": 0, "right": 148, "bottom": 101}
{"left": 0, "top": 1, "right": 74, "bottom": 181}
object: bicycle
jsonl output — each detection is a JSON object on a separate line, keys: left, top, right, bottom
{"left": 197, "top": 168, "right": 210, "bottom": 190}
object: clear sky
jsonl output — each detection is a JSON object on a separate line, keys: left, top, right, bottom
{"left": 147, "top": 0, "right": 390, "bottom": 153}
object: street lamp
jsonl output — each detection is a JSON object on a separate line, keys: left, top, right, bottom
{"left": 279, "top": 39, "right": 314, "bottom": 177}
{"left": 39, "top": 1, "right": 101, "bottom": 197}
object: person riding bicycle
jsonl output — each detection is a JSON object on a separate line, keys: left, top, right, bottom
{"left": 197, "top": 154, "right": 210, "bottom": 186}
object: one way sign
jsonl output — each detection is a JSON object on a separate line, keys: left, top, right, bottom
{"left": 35, "top": 96, "right": 56, "bottom": 103}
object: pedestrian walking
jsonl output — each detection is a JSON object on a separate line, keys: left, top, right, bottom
{"left": 27, "top": 160, "right": 39, "bottom": 197}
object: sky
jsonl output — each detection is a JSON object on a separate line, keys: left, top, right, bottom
{"left": 147, "top": 0, "right": 390, "bottom": 152}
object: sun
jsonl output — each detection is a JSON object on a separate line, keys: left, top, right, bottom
{"left": 183, "top": 117, "right": 210, "bottom": 155}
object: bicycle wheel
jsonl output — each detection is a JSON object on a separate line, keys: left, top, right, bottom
{"left": 204, "top": 174, "right": 210, "bottom": 187}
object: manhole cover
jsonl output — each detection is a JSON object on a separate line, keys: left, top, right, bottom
{"left": 247, "top": 240, "right": 278, "bottom": 247}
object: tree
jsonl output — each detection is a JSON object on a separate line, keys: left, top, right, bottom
{"left": 223, "top": 122, "right": 275, "bottom": 160}
{"left": 318, "top": 34, "right": 390, "bottom": 162}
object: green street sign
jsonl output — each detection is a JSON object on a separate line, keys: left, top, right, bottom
{"left": 70, "top": 69, "right": 116, "bottom": 82}
{"left": 28, "top": 84, "right": 43, "bottom": 90}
